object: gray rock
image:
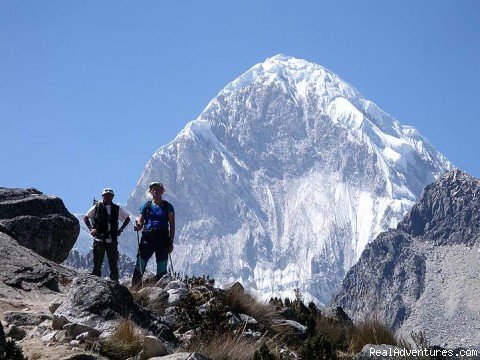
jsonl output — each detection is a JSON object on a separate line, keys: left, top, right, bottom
{"left": 0, "top": 232, "right": 76, "bottom": 293}
{"left": 241, "top": 329, "right": 262, "bottom": 339}
{"left": 52, "top": 314, "right": 70, "bottom": 330}
{"left": 69, "top": 339, "right": 81, "bottom": 347}
{"left": 62, "top": 354, "right": 100, "bottom": 360}
{"left": 227, "top": 312, "right": 242, "bottom": 326}
{"left": 49, "top": 299, "right": 63, "bottom": 314}
{"left": 3, "top": 311, "right": 52, "bottom": 326}
{"left": 167, "top": 288, "right": 188, "bottom": 306}
{"left": 149, "top": 352, "right": 212, "bottom": 360}
{"left": 6, "top": 324, "right": 27, "bottom": 340}
{"left": 239, "top": 313, "right": 257, "bottom": 325}
{"left": 75, "top": 332, "right": 90, "bottom": 342}
{"left": 163, "top": 307, "right": 181, "bottom": 329}
{"left": 137, "top": 287, "right": 169, "bottom": 304}
{"left": 54, "top": 329, "right": 70, "bottom": 342}
{"left": 156, "top": 274, "right": 175, "bottom": 288}
{"left": 54, "top": 274, "right": 178, "bottom": 349}
{"left": 42, "top": 331, "right": 58, "bottom": 342}
{"left": 63, "top": 323, "right": 101, "bottom": 338}
{"left": 164, "top": 280, "right": 188, "bottom": 292}
{"left": 273, "top": 319, "right": 308, "bottom": 340}
{"left": 143, "top": 335, "right": 168, "bottom": 358}
{"left": 0, "top": 187, "right": 79, "bottom": 263}
{"left": 225, "top": 282, "right": 244, "bottom": 295}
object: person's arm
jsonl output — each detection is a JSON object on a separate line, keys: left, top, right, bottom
{"left": 117, "top": 216, "right": 131, "bottom": 235}
{"left": 168, "top": 212, "right": 175, "bottom": 253}
{"left": 83, "top": 206, "right": 97, "bottom": 236}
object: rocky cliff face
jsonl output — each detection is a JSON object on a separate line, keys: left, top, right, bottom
{"left": 0, "top": 187, "right": 79, "bottom": 263}
{"left": 334, "top": 169, "right": 480, "bottom": 348}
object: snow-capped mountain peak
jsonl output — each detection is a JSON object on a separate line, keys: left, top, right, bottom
{"left": 125, "top": 55, "right": 452, "bottom": 305}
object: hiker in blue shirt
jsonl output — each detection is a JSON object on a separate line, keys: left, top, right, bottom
{"left": 132, "top": 182, "right": 175, "bottom": 287}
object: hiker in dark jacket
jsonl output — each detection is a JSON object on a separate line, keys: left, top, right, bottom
{"left": 83, "top": 188, "right": 131, "bottom": 281}
{"left": 132, "top": 182, "right": 175, "bottom": 287}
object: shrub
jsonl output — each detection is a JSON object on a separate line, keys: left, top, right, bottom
{"left": 253, "top": 343, "right": 276, "bottom": 360}
{"left": 175, "top": 292, "right": 204, "bottom": 334}
{"left": 315, "top": 315, "right": 350, "bottom": 352}
{"left": 100, "top": 318, "right": 143, "bottom": 360}
{"left": 299, "top": 334, "right": 336, "bottom": 360}
{"left": 348, "top": 317, "right": 397, "bottom": 354}
{"left": 3, "top": 339, "right": 27, "bottom": 360}
{"left": 202, "top": 298, "right": 229, "bottom": 336}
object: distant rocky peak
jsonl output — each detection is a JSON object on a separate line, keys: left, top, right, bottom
{"left": 398, "top": 169, "right": 480, "bottom": 245}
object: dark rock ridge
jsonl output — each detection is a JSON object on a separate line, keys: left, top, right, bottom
{"left": 0, "top": 187, "right": 79, "bottom": 263}
{"left": 333, "top": 169, "right": 480, "bottom": 345}
{"left": 397, "top": 169, "right": 480, "bottom": 245}
{"left": 64, "top": 249, "right": 136, "bottom": 278}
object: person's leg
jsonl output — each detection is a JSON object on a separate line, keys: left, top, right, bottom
{"left": 105, "top": 240, "right": 119, "bottom": 281}
{"left": 154, "top": 232, "right": 169, "bottom": 280}
{"left": 131, "top": 234, "right": 155, "bottom": 287}
{"left": 92, "top": 241, "right": 106, "bottom": 277}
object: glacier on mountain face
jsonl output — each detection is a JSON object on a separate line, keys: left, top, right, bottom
{"left": 117, "top": 54, "right": 453, "bottom": 305}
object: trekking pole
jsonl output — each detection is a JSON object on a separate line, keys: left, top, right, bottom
{"left": 169, "top": 253, "right": 174, "bottom": 277}
{"left": 136, "top": 225, "right": 144, "bottom": 288}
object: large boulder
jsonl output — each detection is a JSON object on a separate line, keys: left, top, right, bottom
{"left": 53, "top": 274, "right": 178, "bottom": 351}
{"left": 0, "top": 187, "right": 79, "bottom": 263}
{"left": 0, "top": 232, "right": 76, "bottom": 294}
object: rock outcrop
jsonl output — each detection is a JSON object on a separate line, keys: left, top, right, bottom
{"left": 53, "top": 274, "right": 177, "bottom": 350}
{"left": 0, "top": 231, "right": 75, "bottom": 295}
{"left": 0, "top": 187, "right": 79, "bottom": 263}
{"left": 334, "top": 169, "right": 480, "bottom": 348}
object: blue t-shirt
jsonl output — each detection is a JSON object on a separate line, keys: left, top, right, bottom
{"left": 139, "top": 201, "right": 174, "bottom": 230}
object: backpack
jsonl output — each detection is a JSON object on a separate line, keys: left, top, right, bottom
{"left": 141, "top": 200, "right": 171, "bottom": 224}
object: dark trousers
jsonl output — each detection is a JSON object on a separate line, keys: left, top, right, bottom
{"left": 92, "top": 239, "right": 119, "bottom": 281}
{"left": 132, "top": 229, "right": 169, "bottom": 287}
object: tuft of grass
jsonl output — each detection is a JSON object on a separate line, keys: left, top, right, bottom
{"left": 188, "top": 333, "right": 259, "bottom": 360}
{"left": 100, "top": 318, "right": 143, "bottom": 360}
{"left": 348, "top": 316, "right": 397, "bottom": 354}
{"left": 225, "top": 286, "right": 280, "bottom": 328}
{"left": 130, "top": 287, "right": 169, "bottom": 315}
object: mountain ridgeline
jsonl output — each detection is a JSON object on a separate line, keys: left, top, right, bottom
{"left": 334, "top": 169, "right": 480, "bottom": 348}
{"left": 122, "top": 54, "right": 452, "bottom": 305}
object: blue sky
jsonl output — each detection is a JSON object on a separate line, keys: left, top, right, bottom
{"left": 1, "top": 1, "right": 479, "bottom": 213}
